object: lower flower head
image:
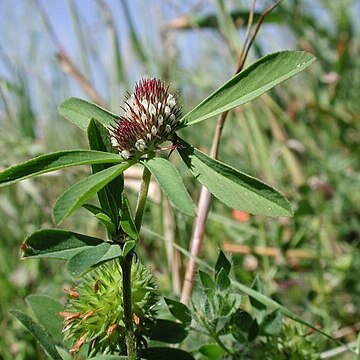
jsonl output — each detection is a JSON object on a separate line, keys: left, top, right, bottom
{"left": 110, "top": 78, "right": 181, "bottom": 159}
{"left": 60, "top": 260, "right": 158, "bottom": 355}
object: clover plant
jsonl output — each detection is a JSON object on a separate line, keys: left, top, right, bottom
{"left": 0, "top": 51, "right": 315, "bottom": 359}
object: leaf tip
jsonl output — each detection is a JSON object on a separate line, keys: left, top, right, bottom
{"left": 57, "top": 97, "right": 73, "bottom": 113}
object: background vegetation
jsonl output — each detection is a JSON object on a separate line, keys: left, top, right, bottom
{"left": 0, "top": 0, "right": 359, "bottom": 358}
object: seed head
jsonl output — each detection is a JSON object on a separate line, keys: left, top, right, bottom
{"left": 111, "top": 78, "right": 181, "bottom": 159}
{"left": 60, "top": 260, "right": 158, "bottom": 356}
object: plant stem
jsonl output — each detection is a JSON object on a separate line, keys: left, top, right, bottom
{"left": 202, "top": 317, "right": 234, "bottom": 356}
{"left": 121, "top": 252, "right": 136, "bottom": 359}
{"left": 121, "top": 162, "right": 152, "bottom": 359}
{"left": 134, "top": 165, "right": 152, "bottom": 232}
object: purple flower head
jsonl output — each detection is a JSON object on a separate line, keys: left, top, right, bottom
{"left": 111, "top": 78, "right": 181, "bottom": 159}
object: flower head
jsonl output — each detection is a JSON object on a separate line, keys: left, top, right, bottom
{"left": 60, "top": 260, "right": 158, "bottom": 355}
{"left": 111, "top": 78, "right": 181, "bottom": 159}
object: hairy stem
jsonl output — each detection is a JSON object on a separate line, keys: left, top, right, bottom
{"left": 121, "top": 252, "right": 135, "bottom": 359}
{"left": 121, "top": 164, "right": 152, "bottom": 359}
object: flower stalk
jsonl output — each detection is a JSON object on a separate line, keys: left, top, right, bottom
{"left": 134, "top": 164, "right": 152, "bottom": 232}
{"left": 61, "top": 78, "right": 177, "bottom": 356}
{"left": 112, "top": 78, "right": 177, "bottom": 358}
{"left": 121, "top": 158, "right": 152, "bottom": 359}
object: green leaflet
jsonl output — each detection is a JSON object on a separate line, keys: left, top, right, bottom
{"left": 122, "top": 240, "right": 136, "bottom": 257}
{"left": 180, "top": 51, "right": 315, "bottom": 126}
{"left": 10, "top": 310, "right": 62, "bottom": 360}
{"left": 53, "top": 163, "right": 130, "bottom": 224}
{"left": 22, "top": 229, "right": 104, "bottom": 260}
{"left": 67, "top": 242, "right": 122, "bottom": 276}
{"left": 215, "top": 250, "right": 231, "bottom": 275}
{"left": 177, "top": 139, "right": 293, "bottom": 217}
{"left": 0, "top": 150, "right": 123, "bottom": 187}
{"left": 87, "top": 118, "right": 124, "bottom": 226}
{"left": 83, "top": 204, "right": 117, "bottom": 236}
{"left": 22, "top": 228, "right": 122, "bottom": 276}
{"left": 149, "top": 319, "right": 188, "bottom": 344}
{"left": 142, "top": 157, "right": 195, "bottom": 217}
{"left": 58, "top": 97, "right": 119, "bottom": 131}
{"left": 26, "top": 295, "right": 64, "bottom": 343}
{"left": 198, "top": 344, "right": 224, "bottom": 359}
{"left": 95, "top": 213, "right": 117, "bottom": 236}
{"left": 216, "top": 268, "right": 231, "bottom": 292}
{"left": 164, "top": 298, "right": 192, "bottom": 326}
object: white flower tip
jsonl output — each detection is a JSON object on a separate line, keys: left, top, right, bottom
{"left": 151, "top": 126, "right": 157, "bottom": 136}
{"left": 141, "top": 113, "right": 147, "bottom": 122}
{"left": 165, "top": 124, "right": 171, "bottom": 133}
{"left": 135, "top": 139, "right": 147, "bottom": 151}
{"left": 121, "top": 150, "right": 131, "bottom": 159}
{"left": 158, "top": 115, "right": 164, "bottom": 125}
{"left": 165, "top": 106, "right": 171, "bottom": 115}
{"left": 141, "top": 99, "right": 148, "bottom": 109}
{"left": 149, "top": 103, "right": 156, "bottom": 116}
{"left": 167, "top": 94, "right": 176, "bottom": 107}
{"left": 110, "top": 137, "right": 119, "bottom": 147}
